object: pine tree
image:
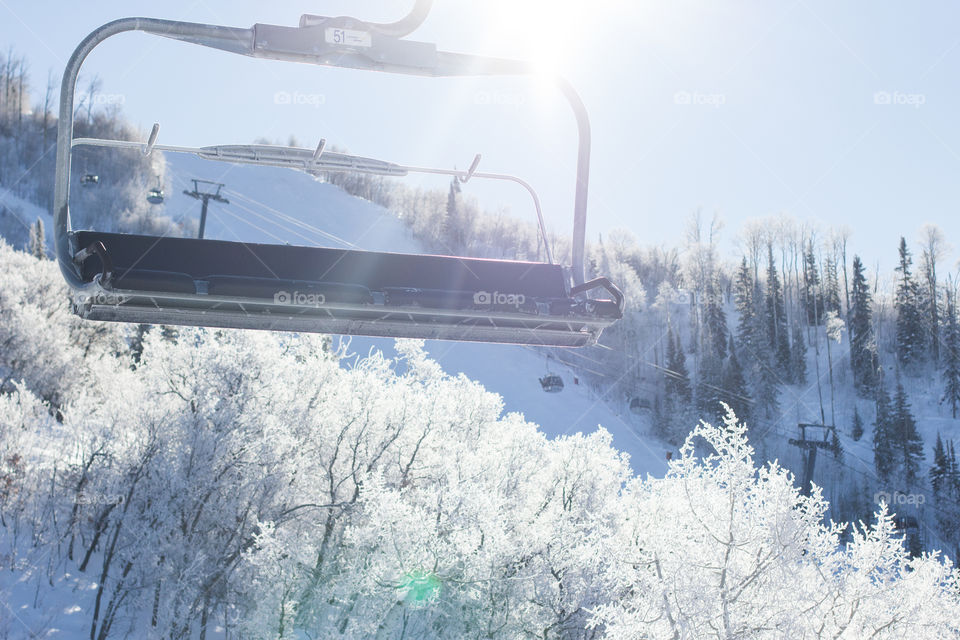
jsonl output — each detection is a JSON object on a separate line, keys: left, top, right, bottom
{"left": 703, "top": 277, "right": 728, "bottom": 361}
{"left": 851, "top": 407, "right": 864, "bottom": 442}
{"left": 803, "top": 242, "right": 823, "bottom": 326}
{"left": 765, "top": 246, "right": 792, "bottom": 381}
{"left": 934, "top": 439, "right": 960, "bottom": 561}
{"left": 830, "top": 427, "right": 843, "bottom": 460}
{"left": 734, "top": 257, "right": 763, "bottom": 361}
{"left": 931, "top": 433, "right": 948, "bottom": 496}
{"left": 720, "top": 335, "right": 751, "bottom": 424}
{"left": 791, "top": 323, "right": 808, "bottom": 386}
{"left": 874, "top": 383, "right": 896, "bottom": 481}
{"left": 696, "top": 352, "right": 723, "bottom": 423}
{"left": 892, "top": 379, "right": 925, "bottom": 485}
{"left": 894, "top": 237, "right": 926, "bottom": 369}
{"left": 849, "top": 255, "right": 877, "bottom": 394}
{"left": 823, "top": 257, "right": 842, "bottom": 316}
{"left": 942, "top": 288, "right": 960, "bottom": 419}
{"left": 665, "top": 327, "right": 691, "bottom": 406}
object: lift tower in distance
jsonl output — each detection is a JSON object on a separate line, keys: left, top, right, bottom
{"left": 183, "top": 179, "right": 229, "bottom": 239}
{"left": 789, "top": 422, "right": 839, "bottom": 497}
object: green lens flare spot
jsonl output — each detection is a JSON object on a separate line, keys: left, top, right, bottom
{"left": 398, "top": 569, "right": 441, "bottom": 606}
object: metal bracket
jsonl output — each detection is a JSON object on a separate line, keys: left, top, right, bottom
{"left": 143, "top": 122, "right": 160, "bottom": 155}
{"left": 73, "top": 241, "right": 113, "bottom": 287}
{"left": 459, "top": 154, "right": 481, "bottom": 183}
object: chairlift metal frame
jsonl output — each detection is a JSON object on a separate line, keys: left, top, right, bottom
{"left": 54, "top": 1, "right": 624, "bottom": 347}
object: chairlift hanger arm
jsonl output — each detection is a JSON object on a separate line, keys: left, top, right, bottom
{"left": 55, "top": 13, "right": 590, "bottom": 292}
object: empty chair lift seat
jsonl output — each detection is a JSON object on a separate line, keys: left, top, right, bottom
{"left": 71, "top": 232, "right": 623, "bottom": 346}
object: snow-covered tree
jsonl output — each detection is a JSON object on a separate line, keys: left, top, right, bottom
{"left": 895, "top": 237, "right": 926, "bottom": 369}
{"left": 849, "top": 255, "right": 878, "bottom": 394}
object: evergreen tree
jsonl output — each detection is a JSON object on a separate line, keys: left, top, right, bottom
{"left": 934, "top": 439, "right": 960, "bottom": 562}
{"left": 734, "top": 258, "right": 762, "bottom": 359}
{"left": 823, "top": 257, "right": 842, "bottom": 316}
{"left": 830, "top": 427, "right": 843, "bottom": 460}
{"left": 791, "top": 323, "right": 808, "bottom": 386}
{"left": 894, "top": 237, "right": 926, "bottom": 368}
{"left": 720, "top": 335, "right": 751, "bottom": 424}
{"left": 765, "top": 246, "right": 792, "bottom": 381}
{"left": 803, "top": 242, "right": 823, "bottom": 325}
{"left": 704, "top": 277, "right": 728, "bottom": 361}
{"left": 931, "top": 432, "right": 948, "bottom": 497}
{"left": 942, "top": 288, "right": 960, "bottom": 419}
{"left": 696, "top": 353, "right": 723, "bottom": 423}
{"left": 874, "top": 383, "right": 896, "bottom": 481}
{"left": 665, "top": 327, "right": 691, "bottom": 406}
{"left": 849, "top": 255, "right": 877, "bottom": 394}
{"left": 892, "top": 379, "right": 925, "bottom": 485}
{"left": 851, "top": 407, "right": 864, "bottom": 442}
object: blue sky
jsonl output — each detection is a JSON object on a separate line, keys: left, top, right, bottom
{"left": 3, "top": 0, "right": 960, "bottom": 275}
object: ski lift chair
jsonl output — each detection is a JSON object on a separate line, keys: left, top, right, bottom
{"left": 80, "top": 174, "right": 99, "bottom": 186}
{"left": 146, "top": 176, "right": 164, "bottom": 204}
{"left": 539, "top": 374, "right": 564, "bottom": 393}
{"left": 629, "top": 396, "right": 651, "bottom": 414}
{"left": 54, "top": 6, "right": 624, "bottom": 347}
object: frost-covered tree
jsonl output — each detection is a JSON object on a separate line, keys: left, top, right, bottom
{"left": 593, "top": 407, "right": 960, "bottom": 640}
{"left": 849, "top": 255, "right": 878, "bottom": 394}
{"left": 791, "top": 322, "right": 808, "bottom": 386}
{"left": 895, "top": 237, "right": 926, "bottom": 369}
{"left": 943, "top": 286, "right": 960, "bottom": 419}
{"left": 892, "top": 379, "right": 925, "bottom": 485}
{"left": 764, "top": 246, "right": 791, "bottom": 381}
{"left": 803, "top": 241, "right": 823, "bottom": 325}
{"left": 874, "top": 383, "right": 896, "bottom": 482}
{"left": 851, "top": 406, "right": 864, "bottom": 442}
{"left": 27, "top": 217, "right": 44, "bottom": 259}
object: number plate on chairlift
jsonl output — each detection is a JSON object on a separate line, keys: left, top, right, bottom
{"left": 325, "top": 28, "right": 372, "bottom": 48}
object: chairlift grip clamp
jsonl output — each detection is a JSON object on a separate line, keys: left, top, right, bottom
{"left": 73, "top": 241, "right": 113, "bottom": 288}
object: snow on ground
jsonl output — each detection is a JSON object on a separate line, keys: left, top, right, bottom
{"left": 0, "top": 186, "right": 53, "bottom": 254}
{"left": 159, "top": 152, "right": 672, "bottom": 477}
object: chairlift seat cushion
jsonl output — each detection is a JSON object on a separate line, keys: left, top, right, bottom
{"left": 113, "top": 269, "right": 197, "bottom": 294}
{"left": 74, "top": 231, "right": 570, "bottom": 303}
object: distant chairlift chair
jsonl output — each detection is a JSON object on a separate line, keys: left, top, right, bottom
{"left": 539, "top": 375, "right": 564, "bottom": 393}
{"left": 54, "top": 4, "right": 624, "bottom": 347}
{"left": 629, "top": 396, "right": 651, "bottom": 414}
{"left": 146, "top": 175, "right": 165, "bottom": 204}
{"left": 80, "top": 174, "right": 99, "bottom": 186}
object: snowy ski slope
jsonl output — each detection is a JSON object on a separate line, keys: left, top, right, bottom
{"left": 158, "top": 152, "right": 672, "bottom": 476}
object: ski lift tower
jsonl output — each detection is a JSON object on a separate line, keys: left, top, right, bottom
{"left": 789, "top": 423, "right": 838, "bottom": 497}
{"left": 183, "top": 179, "right": 229, "bottom": 239}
